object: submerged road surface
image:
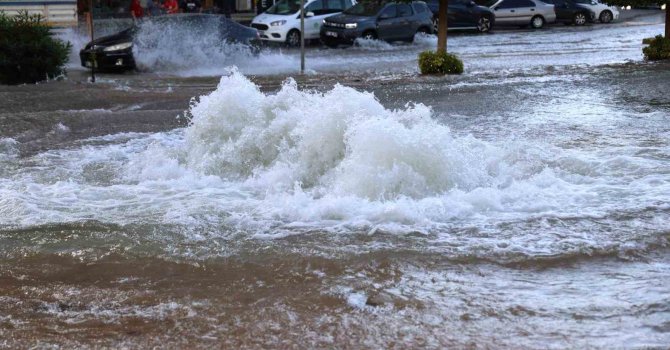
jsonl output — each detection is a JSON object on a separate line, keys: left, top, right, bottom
{"left": 1, "top": 10, "right": 669, "bottom": 348}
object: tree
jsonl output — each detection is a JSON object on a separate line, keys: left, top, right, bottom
{"left": 604, "top": 0, "right": 669, "bottom": 38}
{"left": 437, "top": 0, "right": 448, "bottom": 53}
{"left": 0, "top": 12, "right": 71, "bottom": 85}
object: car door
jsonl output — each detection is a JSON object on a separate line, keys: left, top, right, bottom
{"left": 395, "top": 3, "right": 415, "bottom": 39}
{"left": 514, "top": 0, "right": 537, "bottom": 24}
{"left": 376, "top": 4, "right": 399, "bottom": 40}
{"left": 492, "top": 0, "right": 516, "bottom": 24}
{"left": 494, "top": 0, "right": 529, "bottom": 24}
{"left": 547, "top": 0, "right": 570, "bottom": 20}
{"left": 447, "top": 0, "right": 468, "bottom": 27}
{"left": 303, "top": 0, "right": 325, "bottom": 39}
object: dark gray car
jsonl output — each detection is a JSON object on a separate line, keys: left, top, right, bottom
{"left": 320, "top": 1, "right": 433, "bottom": 47}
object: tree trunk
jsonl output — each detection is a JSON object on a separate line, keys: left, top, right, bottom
{"left": 666, "top": 4, "right": 669, "bottom": 38}
{"left": 437, "top": 0, "right": 448, "bottom": 53}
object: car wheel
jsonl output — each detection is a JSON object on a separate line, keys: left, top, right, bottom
{"left": 477, "top": 16, "right": 492, "bottom": 32}
{"left": 286, "top": 29, "right": 301, "bottom": 47}
{"left": 432, "top": 17, "right": 438, "bottom": 33}
{"left": 416, "top": 26, "right": 431, "bottom": 34}
{"left": 362, "top": 31, "right": 377, "bottom": 40}
{"left": 530, "top": 15, "right": 544, "bottom": 29}
{"left": 573, "top": 12, "right": 587, "bottom": 25}
{"left": 599, "top": 10, "right": 613, "bottom": 23}
{"left": 412, "top": 27, "right": 430, "bottom": 42}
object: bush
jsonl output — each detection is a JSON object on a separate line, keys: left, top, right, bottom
{"left": 642, "top": 35, "right": 670, "bottom": 61}
{"left": 0, "top": 11, "right": 71, "bottom": 85}
{"left": 418, "top": 50, "right": 464, "bottom": 75}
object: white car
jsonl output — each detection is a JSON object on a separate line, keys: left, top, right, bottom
{"left": 251, "top": 0, "right": 355, "bottom": 46}
{"left": 573, "top": 0, "right": 619, "bottom": 23}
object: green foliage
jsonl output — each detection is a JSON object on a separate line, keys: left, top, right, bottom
{"left": 642, "top": 35, "right": 670, "bottom": 60}
{"left": 418, "top": 50, "right": 463, "bottom": 75}
{"left": 0, "top": 11, "right": 71, "bottom": 85}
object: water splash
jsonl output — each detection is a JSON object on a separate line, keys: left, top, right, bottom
{"left": 132, "top": 17, "right": 298, "bottom": 76}
{"left": 180, "top": 69, "right": 503, "bottom": 199}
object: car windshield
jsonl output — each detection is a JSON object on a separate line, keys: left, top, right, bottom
{"left": 343, "top": 2, "right": 384, "bottom": 16}
{"left": 266, "top": 0, "right": 301, "bottom": 14}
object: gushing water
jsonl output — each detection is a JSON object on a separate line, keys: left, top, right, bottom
{"left": 2, "top": 70, "right": 668, "bottom": 257}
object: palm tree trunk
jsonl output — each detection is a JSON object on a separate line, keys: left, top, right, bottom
{"left": 437, "top": 0, "right": 448, "bottom": 53}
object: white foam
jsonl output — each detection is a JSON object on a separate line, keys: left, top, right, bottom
{"left": 353, "top": 38, "right": 395, "bottom": 51}
{"left": 1, "top": 71, "right": 669, "bottom": 245}
{"left": 346, "top": 292, "right": 368, "bottom": 309}
{"left": 0, "top": 138, "right": 19, "bottom": 161}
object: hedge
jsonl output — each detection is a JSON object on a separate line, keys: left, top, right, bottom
{"left": 0, "top": 11, "right": 71, "bottom": 85}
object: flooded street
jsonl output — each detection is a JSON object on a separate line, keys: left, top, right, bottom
{"left": 1, "top": 10, "right": 670, "bottom": 348}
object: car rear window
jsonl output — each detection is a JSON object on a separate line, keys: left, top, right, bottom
{"left": 498, "top": 0, "right": 531, "bottom": 8}
{"left": 412, "top": 2, "right": 427, "bottom": 13}
{"left": 378, "top": 4, "right": 397, "bottom": 17}
{"left": 397, "top": 3, "right": 413, "bottom": 16}
{"left": 325, "top": 0, "right": 345, "bottom": 11}
{"left": 343, "top": 2, "right": 384, "bottom": 15}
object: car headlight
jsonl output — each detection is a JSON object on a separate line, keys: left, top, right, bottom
{"left": 345, "top": 23, "right": 357, "bottom": 29}
{"left": 103, "top": 42, "right": 132, "bottom": 52}
{"left": 270, "top": 20, "right": 286, "bottom": 26}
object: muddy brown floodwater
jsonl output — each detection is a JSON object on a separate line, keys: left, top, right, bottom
{"left": 1, "top": 12, "right": 670, "bottom": 349}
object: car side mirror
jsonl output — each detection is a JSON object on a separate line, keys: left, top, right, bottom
{"left": 467, "top": 1, "right": 476, "bottom": 7}
{"left": 305, "top": 11, "right": 314, "bottom": 17}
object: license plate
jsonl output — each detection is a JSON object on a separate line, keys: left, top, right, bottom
{"left": 325, "top": 31, "right": 338, "bottom": 37}
{"left": 85, "top": 61, "right": 97, "bottom": 68}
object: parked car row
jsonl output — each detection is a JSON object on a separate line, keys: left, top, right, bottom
{"left": 79, "top": 0, "right": 621, "bottom": 70}
{"left": 251, "top": 0, "right": 620, "bottom": 46}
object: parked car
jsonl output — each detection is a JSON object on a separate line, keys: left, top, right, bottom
{"left": 541, "top": 0, "right": 596, "bottom": 25}
{"left": 320, "top": 1, "right": 433, "bottom": 47}
{"left": 486, "top": 0, "right": 555, "bottom": 28}
{"left": 79, "top": 14, "right": 260, "bottom": 71}
{"left": 251, "top": 0, "right": 354, "bottom": 46}
{"left": 424, "top": 0, "right": 496, "bottom": 33}
{"left": 572, "top": 0, "right": 619, "bottom": 23}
